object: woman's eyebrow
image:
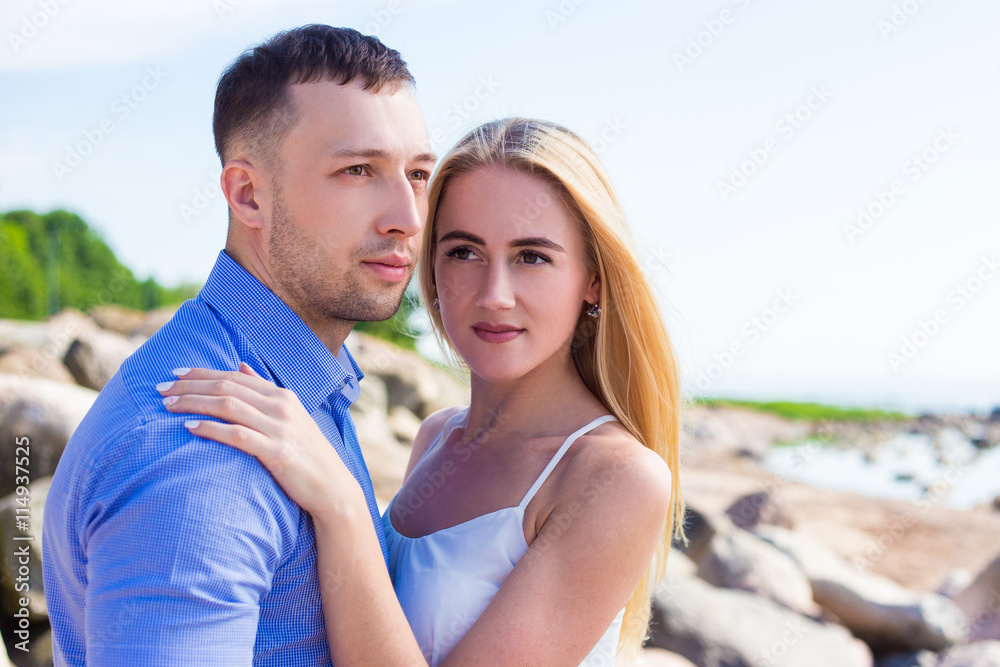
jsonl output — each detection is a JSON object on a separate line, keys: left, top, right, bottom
{"left": 438, "top": 231, "right": 565, "bottom": 253}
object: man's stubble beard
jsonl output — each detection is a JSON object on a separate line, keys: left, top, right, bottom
{"left": 267, "top": 188, "right": 411, "bottom": 324}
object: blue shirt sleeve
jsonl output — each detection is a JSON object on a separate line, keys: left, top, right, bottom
{"left": 80, "top": 420, "right": 301, "bottom": 665}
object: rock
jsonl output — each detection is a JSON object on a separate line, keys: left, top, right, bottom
{"left": 954, "top": 554, "right": 1000, "bottom": 641}
{"left": 0, "top": 477, "right": 50, "bottom": 622}
{"left": 754, "top": 525, "right": 968, "bottom": 653}
{"left": 12, "top": 626, "right": 52, "bottom": 666}
{"left": 649, "top": 550, "right": 872, "bottom": 667}
{"left": 135, "top": 304, "right": 181, "bottom": 339}
{"left": 672, "top": 501, "right": 726, "bottom": 562}
{"left": 696, "top": 525, "right": 819, "bottom": 617}
{"left": 989, "top": 408, "right": 1000, "bottom": 424}
{"left": 346, "top": 331, "right": 469, "bottom": 419}
{"left": 63, "top": 328, "right": 139, "bottom": 390}
{"left": 876, "top": 650, "right": 939, "bottom": 667}
{"left": 0, "top": 375, "right": 97, "bottom": 498}
{"left": 939, "top": 570, "right": 975, "bottom": 599}
{"left": 353, "top": 410, "right": 412, "bottom": 505}
{"left": 937, "top": 641, "right": 1000, "bottom": 667}
{"left": 637, "top": 648, "right": 699, "bottom": 666}
{"left": 387, "top": 405, "right": 422, "bottom": 446}
{"left": 725, "top": 490, "right": 796, "bottom": 530}
{"left": 0, "top": 345, "right": 76, "bottom": 384}
{"left": 0, "top": 310, "right": 97, "bottom": 361}
{"left": 89, "top": 304, "right": 147, "bottom": 337}
{"left": 681, "top": 405, "right": 809, "bottom": 465}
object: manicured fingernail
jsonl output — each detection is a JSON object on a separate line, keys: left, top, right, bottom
{"left": 156, "top": 381, "right": 174, "bottom": 392}
{"left": 173, "top": 367, "right": 191, "bottom": 376}
{"left": 184, "top": 420, "right": 199, "bottom": 429}
{"left": 162, "top": 396, "right": 178, "bottom": 406}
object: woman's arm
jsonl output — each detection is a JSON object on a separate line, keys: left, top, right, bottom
{"left": 440, "top": 430, "right": 670, "bottom": 666}
{"left": 161, "top": 367, "right": 670, "bottom": 665}
{"left": 160, "top": 364, "right": 427, "bottom": 666}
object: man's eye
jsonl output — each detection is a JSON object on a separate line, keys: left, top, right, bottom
{"left": 345, "top": 166, "right": 367, "bottom": 176}
{"left": 410, "top": 170, "right": 429, "bottom": 181}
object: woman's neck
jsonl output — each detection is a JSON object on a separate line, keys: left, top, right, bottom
{"left": 462, "top": 349, "right": 605, "bottom": 446}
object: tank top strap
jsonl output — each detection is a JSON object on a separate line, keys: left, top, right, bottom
{"left": 517, "top": 414, "right": 618, "bottom": 510}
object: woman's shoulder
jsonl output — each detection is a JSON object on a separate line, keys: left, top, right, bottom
{"left": 559, "top": 420, "right": 672, "bottom": 524}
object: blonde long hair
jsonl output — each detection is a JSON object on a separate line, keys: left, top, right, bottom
{"left": 419, "top": 118, "right": 684, "bottom": 657}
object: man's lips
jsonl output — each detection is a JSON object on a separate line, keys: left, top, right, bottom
{"left": 472, "top": 322, "right": 524, "bottom": 343}
{"left": 362, "top": 254, "right": 411, "bottom": 282}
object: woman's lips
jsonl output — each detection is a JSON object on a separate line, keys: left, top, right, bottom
{"left": 472, "top": 324, "right": 525, "bottom": 344}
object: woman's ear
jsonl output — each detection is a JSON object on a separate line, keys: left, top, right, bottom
{"left": 221, "top": 159, "right": 270, "bottom": 232}
{"left": 585, "top": 272, "right": 601, "bottom": 305}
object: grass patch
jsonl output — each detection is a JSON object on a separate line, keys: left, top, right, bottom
{"left": 694, "top": 398, "right": 911, "bottom": 423}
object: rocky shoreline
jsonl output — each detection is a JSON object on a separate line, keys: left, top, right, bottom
{"left": 1, "top": 306, "right": 998, "bottom": 666}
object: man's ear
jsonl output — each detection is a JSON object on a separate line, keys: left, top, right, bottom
{"left": 221, "top": 159, "right": 270, "bottom": 231}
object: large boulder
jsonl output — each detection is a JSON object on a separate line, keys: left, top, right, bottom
{"left": 954, "top": 554, "right": 1000, "bottom": 641}
{"left": 63, "top": 328, "right": 139, "bottom": 390}
{"left": 649, "top": 550, "right": 872, "bottom": 667}
{"left": 725, "top": 490, "right": 796, "bottom": 531}
{"left": 0, "top": 477, "right": 49, "bottom": 622}
{"left": 0, "top": 345, "right": 76, "bottom": 384}
{"left": 937, "top": 641, "right": 1000, "bottom": 667}
{"left": 755, "top": 525, "right": 968, "bottom": 653}
{"left": 696, "top": 524, "right": 819, "bottom": 617}
{"left": 0, "top": 374, "right": 97, "bottom": 498}
{"left": 346, "top": 331, "right": 469, "bottom": 419}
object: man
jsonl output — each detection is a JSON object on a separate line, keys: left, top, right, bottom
{"left": 42, "top": 25, "right": 436, "bottom": 665}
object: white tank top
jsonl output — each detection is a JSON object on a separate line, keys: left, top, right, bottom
{"left": 382, "top": 412, "right": 624, "bottom": 667}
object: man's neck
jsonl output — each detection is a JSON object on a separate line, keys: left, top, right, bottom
{"left": 223, "top": 242, "right": 353, "bottom": 356}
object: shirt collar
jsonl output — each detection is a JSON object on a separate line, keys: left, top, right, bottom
{"left": 199, "top": 250, "right": 363, "bottom": 412}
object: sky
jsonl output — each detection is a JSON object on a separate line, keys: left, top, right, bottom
{"left": 2, "top": 0, "right": 998, "bottom": 413}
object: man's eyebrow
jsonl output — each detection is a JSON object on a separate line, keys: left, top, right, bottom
{"left": 438, "top": 231, "right": 566, "bottom": 253}
{"left": 326, "top": 147, "right": 438, "bottom": 164}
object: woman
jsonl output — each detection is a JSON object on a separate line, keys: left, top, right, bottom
{"left": 159, "top": 118, "right": 684, "bottom": 665}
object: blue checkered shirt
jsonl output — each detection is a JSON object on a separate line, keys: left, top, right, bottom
{"left": 43, "top": 250, "right": 388, "bottom": 666}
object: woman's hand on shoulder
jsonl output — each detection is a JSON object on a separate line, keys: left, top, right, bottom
{"left": 157, "top": 363, "right": 366, "bottom": 520}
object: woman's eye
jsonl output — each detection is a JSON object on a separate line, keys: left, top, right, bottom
{"left": 445, "top": 247, "right": 477, "bottom": 261}
{"left": 345, "top": 165, "right": 367, "bottom": 176}
{"left": 520, "top": 251, "right": 548, "bottom": 265}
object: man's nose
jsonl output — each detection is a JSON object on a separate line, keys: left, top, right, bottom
{"left": 376, "top": 175, "right": 424, "bottom": 238}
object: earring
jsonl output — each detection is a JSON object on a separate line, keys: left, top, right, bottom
{"left": 586, "top": 302, "right": 600, "bottom": 319}
{"left": 433, "top": 298, "right": 440, "bottom": 311}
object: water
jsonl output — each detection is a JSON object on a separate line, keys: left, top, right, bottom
{"left": 764, "top": 430, "right": 1000, "bottom": 510}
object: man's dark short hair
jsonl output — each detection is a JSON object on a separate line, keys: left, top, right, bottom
{"left": 213, "top": 24, "right": 415, "bottom": 168}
